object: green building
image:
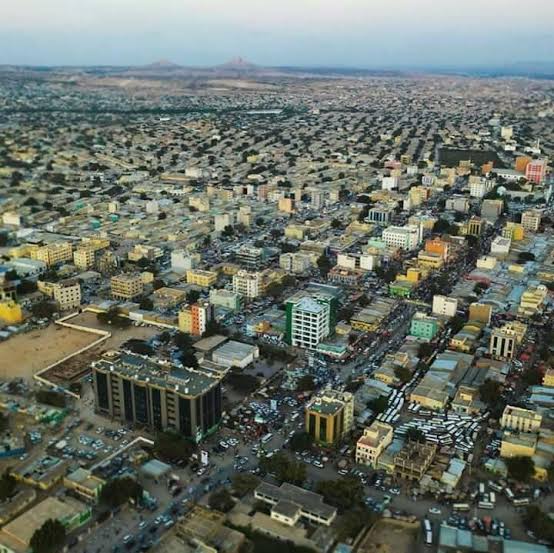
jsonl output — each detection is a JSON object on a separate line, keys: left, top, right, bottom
{"left": 410, "top": 312, "right": 439, "bottom": 340}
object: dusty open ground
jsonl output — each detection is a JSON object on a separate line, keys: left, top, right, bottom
{"left": 0, "top": 325, "right": 98, "bottom": 380}
{"left": 0, "top": 312, "right": 160, "bottom": 382}
{"left": 357, "top": 519, "right": 419, "bottom": 553}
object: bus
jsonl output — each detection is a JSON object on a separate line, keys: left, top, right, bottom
{"left": 512, "top": 498, "right": 530, "bottom": 507}
{"left": 478, "top": 501, "right": 494, "bottom": 510}
{"left": 505, "top": 488, "right": 515, "bottom": 501}
{"left": 479, "top": 483, "right": 485, "bottom": 495}
{"left": 488, "top": 481, "right": 503, "bottom": 493}
{"left": 452, "top": 503, "right": 471, "bottom": 512}
{"left": 424, "top": 531, "right": 433, "bottom": 546}
{"left": 422, "top": 519, "right": 432, "bottom": 533}
{"left": 489, "top": 492, "right": 496, "bottom": 504}
{"left": 261, "top": 433, "right": 273, "bottom": 444}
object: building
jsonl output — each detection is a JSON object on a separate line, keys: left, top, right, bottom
{"left": 381, "top": 225, "right": 421, "bottom": 250}
{"left": 186, "top": 269, "right": 218, "bottom": 288}
{"left": 393, "top": 440, "right": 437, "bottom": 481}
{"left": 502, "top": 222, "right": 524, "bottom": 241}
{"left": 518, "top": 285, "right": 548, "bottom": 317}
{"left": 30, "top": 242, "right": 73, "bottom": 267}
{"left": 232, "top": 270, "right": 262, "bottom": 299}
{"left": 500, "top": 431, "right": 537, "bottom": 458}
{"left": 501, "top": 405, "right": 542, "bottom": 433}
{"left": 39, "top": 279, "right": 81, "bottom": 310}
{"left": 237, "top": 246, "right": 267, "bottom": 270}
{"left": 410, "top": 312, "right": 439, "bottom": 340}
{"left": 468, "top": 303, "right": 492, "bottom": 325}
{"left": 212, "top": 340, "right": 259, "bottom": 369}
{"left": 464, "top": 216, "right": 483, "bottom": 237}
{"left": 350, "top": 297, "right": 396, "bottom": 333}
{"left": 432, "top": 295, "right": 458, "bottom": 318}
{"left": 209, "top": 288, "right": 241, "bottom": 311}
{"left": 110, "top": 273, "right": 143, "bottom": 300}
{"left": 11, "top": 456, "right": 66, "bottom": 491}
{"left": 0, "top": 301, "right": 23, "bottom": 324}
{"left": 469, "top": 177, "right": 494, "bottom": 198}
{"left": 279, "top": 252, "right": 314, "bottom": 274}
{"left": 521, "top": 209, "right": 542, "bottom": 232}
{"left": 171, "top": 251, "right": 200, "bottom": 273}
{"left": 63, "top": 468, "right": 105, "bottom": 503}
{"left": 356, "top": 421, "right": 393, "bottom": 467}
{"left": 286, "top": 296, "right": 330, "bottom": 349}
{"left": 490, "top": 236, "right": 511, "bottom": 257}
{"left": 525, "top": 159, "right": 547, "bottom": 184}
{"left": 305, "top": 389, "right": 353, "bottom": 445}
{"left": 481, "top": 199, "right": 504, "bottom": 222}
{"left": 254, "top": 482, "right": 337, "bottom": 527}
{"left": 178, "top": 302, "right": 213, "bottom": 336}
{"left": 73, "top": 248, "right": 96, "bottom": 271}
{"left": 489, "top": 322, "right": 527, "bottom": 359}
{"left": 0, "top": 497, "right": 91, "bottom": 553}
{"left": 93, "top": 352, "right": 222, "bottom": 442}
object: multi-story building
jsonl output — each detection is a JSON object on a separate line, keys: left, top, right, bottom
{"left": 92, "top": 352, "right": 222, "bottom": 442}
{"left": 469, "top": 176, "right": 495, "bottom": 198}
{"left": 356, "top": 421, "right": 393, "bottom": 467}
{"left": 286, "top": 297, "right": 330, "bottom": 349}
{"left": 502, "top": 222, "right": 524, "bottom": 241}
{"left": 73, "top": 248, "right": 96, "bottom": 271}
{"left": 31, "top": 242, "right": 73, "bottom": 267}
{"left": 393, "top": 441, "right": 437, "bottom": 481}
{"left": 232, "top": 270, "right": 262, "bottom": 299}
{"left": 489, "top": 322, "right": 527, "bottom": 359}
{"left": 305, "top": 389, "right": 353, "bottom": 445}
{"left": 279, "top": 252, "right": 313, "bottom": 274}
{"left": 410, "top": 312, "right": 439, "bottom": 340}
{"left": 110, "top": 273, "right": 144, "bottom": 300}
{"left": 186, "top": 269, "right": 218, "bottom": 288}
{"left": 518, "top": 285, "right": 548, "bottom": 318}
{"left": 501, "top": 405, "right": 542, "bottom": 433}
{"left": 0, "top": 301, "right": 23, "bottom": 324}
{"left": 432, "top": 295, "right": 458, "bottom": 318}
{"left": 469, "top": 302, "right": 492, "bottom": 325}
{"left": 500, "top": 431, "right": 537, "bottom": 459}
{"left": 209, "top": 288, "right": 241, "bottom": 311}
{"left": 171, "top": 251, "right": 201, "bottom": 273}
{"left": 481, "top": 199, "right": 504, "bottom": 222}
{"left": 381, "top": 225, "right": 421, "bottom": 250}
{"left": 525, "top": 159, "right": 547, "bottom": 184}
{"left": 521, "top": 209, "right": 542, "bottom": 232}
{"left": 38, "top": 279, "right": 82, "bottom": 310}
{"left": 237, "top": 246, "right": 266, "bottom": 270}
{"left": 178, "top": 302, "right": 213, "bottom": 336}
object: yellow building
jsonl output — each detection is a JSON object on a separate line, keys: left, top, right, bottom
{"left": 543, "top": 369, "right": 554, "bottom": 387}
{"left": 356, "top": 421, "right": 393, "bottom": 467}
{"left": 501, "top": 405, "right": 542, "bottom": 433}
{"left": 63, "top": 468, "right": 105, "bottom": 503}
{"left": 278, "top": 197, "right": 294, "bottom": 213}
{"left": 0, "top": 301, "right": 23, "bottom": 324}
{"left": 31, "top": 242, "right": 73, "bottom": 267}
{"left": 502, "top": 222, "right": 524, "bottom": 241}
{"left": 518, "top": 285, "right": 548, "bottom": 318}
{"left": 417, "top": 251, "right": 444, "bottom": 269}
{"left": 110, "top": 273, "right": 144, "bottom": 300}
{"left": 500, "top": 431, "right": 537, "bottom": 458}
{"left": 396, "top": 267, "right": 423, "bottom": 283}
{"left": 186, "top": 269, "right": 218, "bottom": 287}
{"left": 469, "top": 303, "right": 492, "bottom": 325}
{"left": 284, "top": 224, "right": 305, "bottom": 240}
{"left": 305, "top": 390, "right": 353, "bottom": 445}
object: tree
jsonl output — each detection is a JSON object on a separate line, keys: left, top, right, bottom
{"left": 231, "top": 474, "right": 260, "bottom": 498}
{"left": 524, "top": 506, "right": 554, "bottom": 543}
{"left": 368, "top": 395, "right": 388, "bottom": 414}
{"left": 265, "top": 281, "right": 284, "bottom": 299}
{"left": 97, "top": 308, "right": 131, "bottom": 329}
{"left": 317, "top": 254, "right": 333, "bottom": 277}
{"left": 433, "top": 218, "right": 451, "bottom": 233}
{"left": 0, "top": 470, "right": 17, "bottom": 501}
{"left": 209, "top": 487, "right": 234, "bottom": 512}
{"left": 30, "top": 519, "right": 66, "bottom": 553}
{"left": 30, "top": 299, "right": 57, "bottom": 320}
{"left": 336, "top": 507, "right": 379, "bottom": 542}
{"left": 450, "top": 314, "right": 465, "bottom": 334}
{"left": 226, "top": 371, "right": 259, "bottom": 394}
{"left": 289, "top": 432, "right": 313, "bottom": 452}
{"left": 418, "top": 342, "right": 433, "bottom": 359}
{"left": 153, "top": 431, "right": 195, "bottom": 464}
{"left": 260, "top": 452, "right": 306, "bottom": 485}
{"left": 296, "top": 375, "right": 316, "bottom": 392}
{"left": 548, "top": 463, "right": 554, "bottom": 484}
{"left": 331, "top": 218, "right": 342, "bottom": 229}
{"left": 506, "top": 456, "right": 535, "bottom": 483}
{"left": 139, "top": 297, "right": 153, "bottom": 310}
{"left": 317, "top": 477, "right": 364, "bottom": 511}
{"left": 394, "top": 365, "right": 411, "bottom": 383}
{"left": 518, "top": 251, "right": 536, "bottom": 263}
{"left": 152, "top": 279, "right": 165, "bottom": 290}
{"left": 36, "top": 390, "right": 66, "bottom": 408}
{"left": 100, "top": 477, "right": 143, "bottom": 508}
{"left": 478, "top": 379, "right": 503, "bottom": 406}
{"left": 203, "top": 319, "right": 223, "bottom": 337}
{"left": 174, "top": 332, "right": 193, "bottom": 350}
{"left": 186, "top": 290, "right": 201, "bottom": 304}
{"left": 406, "top": 428, "right": 426, "bottom": 443}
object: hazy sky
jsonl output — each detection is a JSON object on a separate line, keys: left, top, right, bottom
{"left": 2, "top": 0, "right": 553, "bottom": 67}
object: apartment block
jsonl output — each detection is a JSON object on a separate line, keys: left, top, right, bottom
{"left": 286, "top": 296, "right": 330, "bottom": 349}
{"left": 178, "top": 302, "right": 213, "bottom": 336}
{"left": 501, "top": 405, "right": 542, "bottom": 433}
{"left": 432, "top": 295, "right": 458, "bottom": 318}
{"left": 232, "top": 270, "right": 262, "bottom": 299}
{"left": 382, "top": 225, "right": 421, "bottom": 250}
{"left": 521, "top": 210, "right": 542, "bottom": 232}
{"left": 110, "top": 273, "right": 144, "bottom": 300}
{"left": 305, "top": 389, "right": 353, "bottom": 445}
{"left": 31, "top": 242, "right": 73, "bottom": 267}
{"left": 186, "top": 269, "right": 218, "bottom": 288}
{"left": 356, "top": 421, "right": 393, "bottom": 467}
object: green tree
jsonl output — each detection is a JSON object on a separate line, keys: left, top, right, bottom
{"left": 152, "top": 278, "right": 165, "bottom": 290}
{"left": 317, "top": 254, "right": 333, "bottom": 277}
{"left": 209, "top": 487, "right": 234, "bottom": 512}
{"left": 36, "top": 390, "right": 66, "bottom": 408}
{"left": 30, "top": 519, "right": 66, "bottom": 553}
{"left": 30, "top": 299, "right": 57, "bottom": 319}
{"left": 231, "top": 474, "right": 260, "bottom": 498}
{"left": 406, "top": 428, "right": 426, "bottom": 443}
{"left": 368, "top": 395, "right": 388, "bottom": 414}
{"left": 260, "top": 452, "right": 306, "bottom": 485}
{"left": 433, "top": 218, "right": 451, "bottom": 233}
{"left": 478, "top": 379, "right": 503, "bottom": 406}
{"left": 331, "top": 218, "right": 342, "bottom": 229}
{"left": 418, "top": 342, "right": 433, "bottom": 359}
{"left": 289, "top": 432, "right": 313, "bottom": 452}
{"left": 153, "top": 431, "right": 195, "bottom": 464}
{"left": 186, "top": 290, "right": 201, "bottom": 304}
{"left": 296, "top": 375, "right": 316, "bottom": 392}
{"left": 336, "top": 507, "right": 379, "bottom": 542}
{"left": 139, "top": 297, "right": 154, "bottom": 310}
{"left": 0, "top": 470, "right": 17, "bottom": 501}
{"left": 506, "top": 456, "right": 535, "bottom": 483}
{"left": 100, "top": 477, "right": 143, "bottom": 508}
{"left": 317, "top": 477, "right": 364, "bottom": 511}
{"left": 523, "top": 506, "right": 554, "bottom": 543}
{"left": 394, "top": 366, "right": 411, "bottom": 383}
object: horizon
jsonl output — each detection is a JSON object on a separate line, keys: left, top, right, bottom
{"left": 1, "top": 0, "right": 553, "bottom": 68}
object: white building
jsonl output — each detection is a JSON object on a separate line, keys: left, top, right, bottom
{"left": 336, "top": 254, "right": 357, "bottom": 270}
{"left": 521, "top": 210, "right": 541, "bottom": 232}
{"left": 469, "top": 177, "right": 495, "bottom": 198}
{"left": 432, "top": 295, "right": 458, "bottom": 318}
{"left": 145, "top": 200, "right": 159, "bottom": 214}
{"left": 359, "top": 254, "right": 380, "bottom": 271}
{"left": 381, "top": 225, "right": 421, "bottom": 250}
{"left": 382, "top": 176, "right": 399, "bottom": 191}
{"left": 214, "top": 213, "right": 234, "bottom": 232}
{"left": 279, "top": 253, "right": 312, "bottom": 275}
{"left": 290, "top": 297, "right": 330, "bottom": 349}
{"left": 490, "top": 236, "right": 511, "bottom": 257}
{"left": 232, "top": 270, "right": 262, "bottom": 299}
{"left": 171, "top": 250, "right": 200, "bottom": 273}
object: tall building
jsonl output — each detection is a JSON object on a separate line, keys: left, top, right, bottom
{"left": 286, "top": 297, "right": 330, "bottom": 349}
{"left": 186, "top": 269, "right": 218, "bottom": 288}
{"left": 237, "top": 246, "right": 266, "bottom": 270}
{"left": 356, "top": 421, "right": 393, "bottom": 467}
{"left": 38, "top": 279, "right": 82, "bottom": 310}
{"left": 489, "top": 322, "right": 527, "bottom": 359}
{"left": 501, "top": 405, "right": 542, "bottom": 433}
{"left": 178, "top": 302, "right": 213, "bottom": 336}
{"left": 305, "top": 389, "right": 353, "bottom": 445}
{"left": 521, "top": 210, "right": 542, "bottom": 232}
{"left": 432, "top": 295, "right": 458, "bottom": 318}
{"left": 232, "top": 270, "right": 262, "bottom": 299}
{"left": 92, "top": 352, "right": 222, "bottom": 442}
{"left": 525, "top": 159, "right": 547, "bottom": 184}
{"left": 110, "top": 273, "right": 144, "bottom": 300}
{"left": 31, "top": 242, "right": 73, "bottom": 267}
{"left": 381, "top": 225, "right": 421, "bottom": 250}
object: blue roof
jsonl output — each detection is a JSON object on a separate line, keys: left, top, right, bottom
{"left": 504, "top": 540, "right": 550, "bottom": 553}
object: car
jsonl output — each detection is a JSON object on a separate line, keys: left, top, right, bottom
{"left": 139, "top": 521, "right": 147, "bottom": 529}
{"left": 429, "top": 507, "right": 441, "bottom": 515}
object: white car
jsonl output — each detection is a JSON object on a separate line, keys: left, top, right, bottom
{"left": 428, "top": 507, "right": 441, "bottom": 515}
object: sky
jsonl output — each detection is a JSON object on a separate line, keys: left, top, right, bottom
{"left": 1, "top": 0, "right": 553, "bottom": 68}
